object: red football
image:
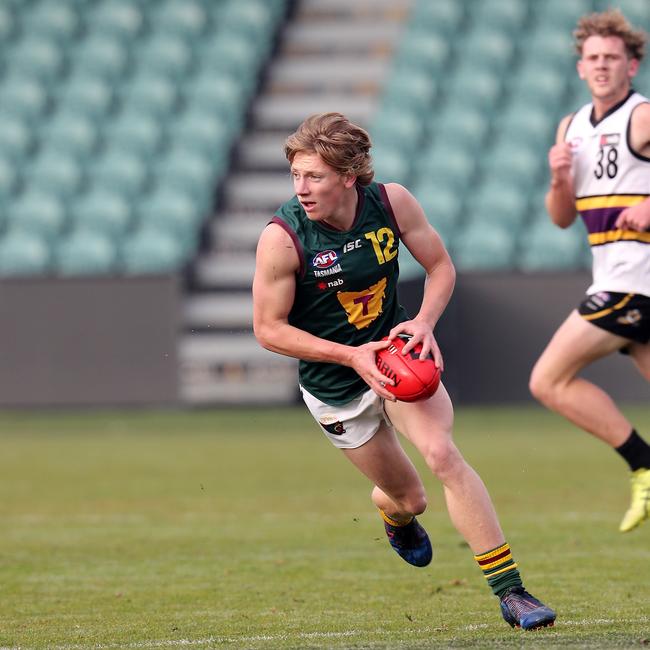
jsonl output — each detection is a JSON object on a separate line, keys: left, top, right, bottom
{"left": 375, "top": 335, "right": 441, "bottom": 402}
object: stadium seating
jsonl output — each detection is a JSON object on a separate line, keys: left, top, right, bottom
{"left": 0, "top": 0, "right": 631, "bottom": 278}
{"left": 55, "top": 229, "right": 119, "bottom": 276}
{"left": 370, "top": 0, "right": 619, "bottom": 278}
{"left": 0, "top": 0, "right": 289, "bottom": 277}
{"left": 0, "top": 230, "right": 51, "bottom": 276}
{"left": 517, "top": 216, "right": 589, "bottom": 272}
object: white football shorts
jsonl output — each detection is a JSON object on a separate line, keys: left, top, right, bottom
{"left": 299, "top": 385, "right": 394, "bottom": 449}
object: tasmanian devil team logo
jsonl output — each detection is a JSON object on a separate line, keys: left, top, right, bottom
{"left": 312, "top": 250, "right": 339, "bottom": 269}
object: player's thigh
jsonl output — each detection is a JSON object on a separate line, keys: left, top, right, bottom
{"left": 342, "top": 421, "right": 423, "bottom": 497}
{"left": 384, "top": 381, "right": 455, "bottom": 454}
{"left": 533, "top": 310, "right": 629, "bottom": 382}
{"left": 629, "top": 341, "right": 650, "bottom": 381}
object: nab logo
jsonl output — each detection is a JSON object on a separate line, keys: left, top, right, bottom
{"left": 312, "top": 250, "right": 339, "bottom": 269}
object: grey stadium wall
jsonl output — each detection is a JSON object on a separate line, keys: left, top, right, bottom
{"left": 0, "top": 272, "right": 646, "bottom": 408}
{"left": 0, "top": 275, "right": 179, "bottom": 408}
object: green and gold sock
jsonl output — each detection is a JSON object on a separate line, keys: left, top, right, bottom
{"left": 474, "top": 542, "right": 522, "bottom": 597}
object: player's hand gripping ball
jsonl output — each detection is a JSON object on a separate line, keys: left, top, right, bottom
{"left": 375, "top": 335, "right": 441, "bottom": 402}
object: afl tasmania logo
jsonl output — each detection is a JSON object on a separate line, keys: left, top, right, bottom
{"left": 312, "top": 250, "right": 339, "bottom": 269}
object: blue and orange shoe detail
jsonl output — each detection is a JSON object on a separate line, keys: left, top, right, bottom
{"left": 499, "top": 586, "right": 557, "bottom": 630}
{"left": 380, "top": 510, "right": 432, "bottom": 567}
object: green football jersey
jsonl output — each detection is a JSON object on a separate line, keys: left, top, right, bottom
{"left": 271, "top": 182, "right": 410, "bottom": 405}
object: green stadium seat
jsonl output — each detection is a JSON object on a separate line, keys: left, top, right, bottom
{"left": 533, "top": 0, "right": 593, "bottom": 32}
{"left": 518, "top": 217, "right": 587, "bottom": 271}
{"left": 91, "top": 147, "right": 149, "bottom": 197}
{"left": 452, "top": 222, "right": 517, "bottom": 271}
{"left": 183, "top": 69, "right": 248, "bottom": 128}
{"left": 153, "top": 146, "right": 218, "bottom": 198}
{"left": 106, "top": 109, "right": 165, "bottom": 157}
{"left": 509, "top": 62, "right": 568, "bottom": 111}
{"left": 416, "top": 146, "right": 476, "bottom": 191}
{"left": 445, "top": 64, "right": 502, "bottom": 111}
{"left": 55, "top": 229, "right": 118, "bottom": 276}
{"left": 153, "top": 0, "right": 208, "bottom": 38}
{"left": 0, "top": 75, "right": 50, "bottom": 122}
{"left": 0, "top": 156, "right": 19, "bottom": 202}
{"left": 615, "top": 0, "right": 650, "bottom": 24}
{"left": 135, "top": 33, "right": 193, "bottom": 80}
{"left": 71, "top": 186, "right": 133, "bottom": 241}
{"left": 492, "top": 101, "right": 556, "bottom": 149}
{"left": 56, "top": 73, "right": 116, "bottom": 120}
{"left": 412, "top": 183, "right": 463, "bottom": 243}
{"left": 522, "top": 28, "right": 576, "bottom": 72}
{"left": 169, "top": 109, "right": 231, "bottom": 157}
{"left": 480, "top": 139, "right": 541, "bottom": 188}
{"left": 88, "top": 0, "right": 144, "bottom": 41}
{"left": 394, "top": 32, "right": 450, "bottom": 78}
{"left": 0, "top": 112, "right": 35, "bottom": 161}
{"left": 462, "top": 27, "right": 515, "bottom": 73}
{"left": 24, "top": 1, "right": 81, "bottom": 42}
{"left": 470, "top": 0, "right": 529, "bottom": 35}
{"left": 407, "top": 0, "right": 464, "bottom": 37}
{"left": 219, "top": 0, "right": 274, "bottom": 43}
{"left": 0, "top": 3, "right": 17, "bottom": 41}
{"left": 121, "top": 227, "right": 184, "bottom": 274}
{"left": 266, "top": 0, "right": 289, "bottom": 23}
{"left": 370, "top": 107, "right": 424, "bottom": 155}
{"left": 430, "top": 104, "right": 491, "bottom": 149}
{"left": 380, "top": 68, "right": 438, "bottom": 119}
{"left": 136, "top": 186, "right": 204, "bottom": 253}
{"left": 199, "top": 35, "right": 264, "bottom": 94}
{"left": 6, "top": 35, "right": 66, "bottom": 82}
{"left": 466, "top": 179, "right": 529, "bottom": 231}
{"left": 0, "top": 230, "right": 51, "bottom": 276}
{"left": 121, "top": 73, "right": 179, "bottom": 118}
{"left": 42, "top": 111, "right": 100, "bottom": 158}
{"left": 73, "top": 33, "right": 130, "bottom": 80}
{"left": 8, "top": 190, "right": 68, "bottom": 243}
{"left": 371, "top": 145, "right": 411, "bottom": 186}
{"left": 28, "top": 150, "right": 84, "bottom": 199}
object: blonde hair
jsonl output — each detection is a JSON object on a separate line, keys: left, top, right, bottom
{"left": 284, "top": 112, "right": 374, "bottom": 186}
{"left": 574, "top": 8, "right": 647, "bottom": 60}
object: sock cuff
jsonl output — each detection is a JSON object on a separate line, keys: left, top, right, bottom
{"left": 379, "top": 509, "right": 413, "bottom": 527}
{"left": 474, "top": 542, "right": 511, "bottom": 563}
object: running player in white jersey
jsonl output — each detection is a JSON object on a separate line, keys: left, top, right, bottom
{"left": 530, "top": 9, "right": 650, "bottom": 533}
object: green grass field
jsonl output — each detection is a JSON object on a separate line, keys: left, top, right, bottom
{"left": 0, "top": 405, "right": 649, "bottom": 649}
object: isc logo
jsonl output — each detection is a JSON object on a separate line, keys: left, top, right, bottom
{"left": 312, "top": 250, "right": 339, "bottom": 269}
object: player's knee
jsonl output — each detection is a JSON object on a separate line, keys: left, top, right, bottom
{"left": 402, "top": 491, "right": 427, "bottom": 516}
{"left": 422, "top": 440, "right": 460, "bottom": 479}
{"left": 529, "top": 367, "right": 556, "bottom": 406}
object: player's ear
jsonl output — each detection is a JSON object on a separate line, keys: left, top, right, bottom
{"left": 628, "top": 58, "right": 640, "bottom": 78}
{"left": 342, "top": 173, "right": 357, "bottom": 189}
{"left": 577, "top": 59, "right": 585, "bottom": 79}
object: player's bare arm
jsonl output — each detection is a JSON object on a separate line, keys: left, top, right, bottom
{"left": 616, "top": 102, "right": 650, "bottom": 230}
{"left": 253, "top": 223, "right": 396, "bottom": 400}
{"left": 382, "top": 183, "right": 455, "bottom": 369}
{"left": 545, "top": 114, "right": 578, "bottom": 228}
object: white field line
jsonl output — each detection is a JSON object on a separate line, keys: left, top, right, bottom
{"left": 1, "top": 617, "right": 648, "bottom": 650}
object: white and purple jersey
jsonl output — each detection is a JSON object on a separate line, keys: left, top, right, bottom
{"left": 565, "top": 90, "right": 650, "bottom": 297}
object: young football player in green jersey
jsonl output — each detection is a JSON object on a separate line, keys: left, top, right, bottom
{"left": 253, "top": 112, "right": 556, "bottom": 630}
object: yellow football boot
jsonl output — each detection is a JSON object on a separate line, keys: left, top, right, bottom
{"left": 619, "top": 468, "right": 650, "bottom": 533}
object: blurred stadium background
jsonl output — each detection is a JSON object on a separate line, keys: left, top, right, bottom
{"left": 0, "top": 0, "right": 648, "bottom": 409}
